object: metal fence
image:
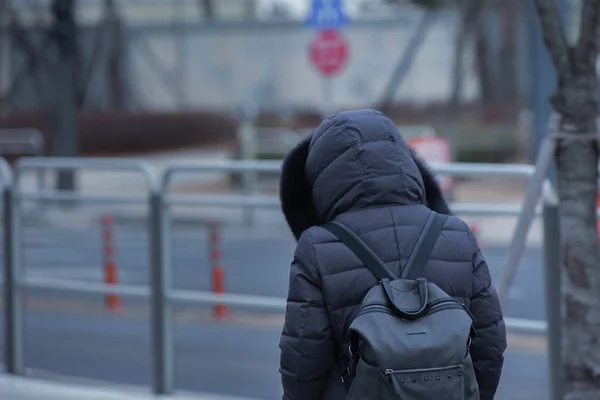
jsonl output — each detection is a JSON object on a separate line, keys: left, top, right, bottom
{"left": 0, "top": 129, "right": 46, "bottom": 193}
{"left": 1, "top": 155, "right": 565, "bottom": 396}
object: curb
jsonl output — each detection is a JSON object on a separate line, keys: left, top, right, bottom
{"left": 0, "top": 374, "right": 263, "bottom": 400}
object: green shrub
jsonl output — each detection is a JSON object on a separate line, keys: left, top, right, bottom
{"left": 453, "top": 124, "right": 519, "bottom": 163}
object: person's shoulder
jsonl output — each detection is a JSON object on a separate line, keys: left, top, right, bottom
{"left": 440, "top": 213, "right": 480, "bottom": 252}
{"left": 293, "top": 226, "right": 326, "bottom": 261}
{"left": 298, "top": 224, "right": 336, "bottom": 246}
{"left": 442, "top": 214, "right": 471, "bottom": 232}
{"left": 293, "top": 224, "right": 341, "bottom": 264}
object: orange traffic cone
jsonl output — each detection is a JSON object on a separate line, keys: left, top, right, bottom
{"left": 208, "top": 220, "right": 229, "bottom": 320}
{"left": 102, "top": 216, "right": 121, "bottom": 312}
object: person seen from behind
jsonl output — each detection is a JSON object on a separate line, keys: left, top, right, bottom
{"left": 278, "top": 109, "right": 506, "bottom": 400}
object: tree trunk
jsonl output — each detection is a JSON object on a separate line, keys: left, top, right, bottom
{"left": 105, "top": 0, "right": 125, "bottom": 110}
{"left": 51, "top": 0, "right": 78, "bottom": 191}
{"left": 473, "top": 7, "right": 499, "bottom": 108}
{"left": 556, "top": 75, "right": 600, "bottom": 400}
{"left": 532, "top": 0, "right": 600, "bottom": 395}
{"left": 449, "top": 0, "right": 478, "bottom": 108}
{"left": 377, "top": 9, "right": 436, "bottom": 113}
{"left": 0, "top": 0, "right": 8, "bottom": 114}
{"left": 443, "top": 0, "right": 478, "bottom": 182}
{"left": 200, "top": 0, "right": 214, "bottom": 20}
{"left": 499, "top": 0, "right": 519, "bottom": 118}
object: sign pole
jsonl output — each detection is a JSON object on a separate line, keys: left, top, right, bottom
{"left": 306, "top": 0, "right": 349, "bottom": 118}
{"left": 322, "top": 76, "right": 334, "bottom": 117}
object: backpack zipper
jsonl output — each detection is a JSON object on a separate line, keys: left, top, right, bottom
{"left": 383, "top": 363, "right": 463, "bottom": 375}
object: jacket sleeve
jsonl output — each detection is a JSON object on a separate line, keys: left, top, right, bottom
{"left": 465, "top": 226, "right": 507, "bottom": 400}
{"left": 279, "top": 233, "right": 335, "bottom": 400}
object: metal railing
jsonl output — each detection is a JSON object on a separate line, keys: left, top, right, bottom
{"left": 2, "top": 157, "right": 168, "bottom": 396}
{"left": 1, "top": 155, "right": 568, "bottom": 396}
{"left": 0, "top": 129, "right": 44, "bottom": 157}
{"left": 0, "top": 129, "right": 46, "bottom": 193}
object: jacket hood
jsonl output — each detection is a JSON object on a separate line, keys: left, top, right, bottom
{"left": 280, "top": 109, "right": 452, "bottom": 241}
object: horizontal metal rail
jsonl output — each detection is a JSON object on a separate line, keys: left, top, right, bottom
{"left": 504, "top": 317, "right": 547, "bottom": 334}
{"left": 169, "top": 289, "right": 287, "bottom": 310}
{"left": 14, "top": 157, "right": 160, "bottom": 193}
{"left": 161, "top": 160, "right": 543, "bottom": 216}
{"left": 0, "top": 129, "right": 44, "bottom": 155}
{"left": 19, "top": 277, "right": 151, "bottom": 297}
{"left": 163, "top": 160, "right": 537, "bottom": 183}
{"left": 450, "top": 202, "right": 538, "bottom": 217}
{"left": 162, "top": 159, "right": 282, "bottom": 187}
{"left": 17, "top": 192, "right": 149, "bottom": 205}
{"left": 429, "top": 162, "right": 535, "bottom": 178}
{"left": 164, "top": 194, "right": 280, "bottom": 208}
{"left": 168, "top": 289, "right": 546, "bottom": 334}
{"left": 165, "top": 193, "right": 540, "bottom": 217}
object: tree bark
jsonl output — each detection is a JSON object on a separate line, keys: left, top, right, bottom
{"left": 556, "top": 87, "right": 600, "bottom": 400}
{"left": 533, "top": 0, "right": 600, "bottom": 398}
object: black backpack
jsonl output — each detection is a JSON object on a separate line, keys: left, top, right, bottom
{"left": 322, "top": 211, "right": 479, "bottom": 399}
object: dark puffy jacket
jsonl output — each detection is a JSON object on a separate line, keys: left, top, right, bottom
{"left": 278, "top": 109, "right": 506, "bottom": 400}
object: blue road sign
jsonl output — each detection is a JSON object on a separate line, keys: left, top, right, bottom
{"left": 305, "top": 0, "right": 348, "bottom": 29}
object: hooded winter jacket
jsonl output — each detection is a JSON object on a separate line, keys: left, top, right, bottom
{"left": 278, "top": 109, "right": 506, "bottom": 400}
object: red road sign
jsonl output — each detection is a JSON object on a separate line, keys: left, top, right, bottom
{"left": 308, "top": 30, "right": 349, "bottom": 77}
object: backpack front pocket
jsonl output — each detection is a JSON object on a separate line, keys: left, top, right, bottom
{"left": 384, "top": 364, "right": 465, "bottom": 400}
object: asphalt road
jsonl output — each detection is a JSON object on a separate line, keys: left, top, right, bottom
{"left": 0, "top": 216, "right": 550, "bottom": 399}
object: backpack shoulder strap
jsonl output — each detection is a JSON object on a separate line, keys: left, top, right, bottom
{"left": 322, "top": 211, "right": 448, "bottom": 282}
{"left": 321, "top": 221, "right": 397, "bottom": 281}
{"left": 400, "top": 211, "right": 448, "bottom": 280}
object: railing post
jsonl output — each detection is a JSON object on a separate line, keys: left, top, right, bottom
{"left": 497, "top": 137, "right": 556, "bottom": 306}
{"left": 542, "top": 187, "right": 563, "bottom": 400}
{"left": 238, "top": 121, "right": 257, "bottom": 226}
{"left": 3, "top": 180, "right": 23, "bottom": 374}
{"left": 149, "top": 190, "right": 173, "bottom": 394}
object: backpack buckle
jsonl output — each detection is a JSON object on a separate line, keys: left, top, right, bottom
{"left": 340, "top": 344, "right": 357, "bottom": 386}
{"left": 341, "top": 365, "right": 354, "bottom": 391}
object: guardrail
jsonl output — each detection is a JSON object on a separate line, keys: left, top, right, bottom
{"left": 162, "top": 159, "right": 540, "bottom": 216}
{"left": 2, "top": 157, "right": 171, "bottom": 395}
{"left": 0, "top": 129, "right": 46, "bottom": 193}
{"left": 0, "top": 129, "right": 44, "bottom": 156}
{"left": 1, "top": 156, "right": 567, "bottom": 396}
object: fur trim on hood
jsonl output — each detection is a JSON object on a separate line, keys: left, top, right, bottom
{"left": 279, "top": 132, "right": 452, "bottom": 242}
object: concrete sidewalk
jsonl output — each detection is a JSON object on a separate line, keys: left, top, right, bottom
{"left": 0, "top": 374, "right": 260, "bottom": 400}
